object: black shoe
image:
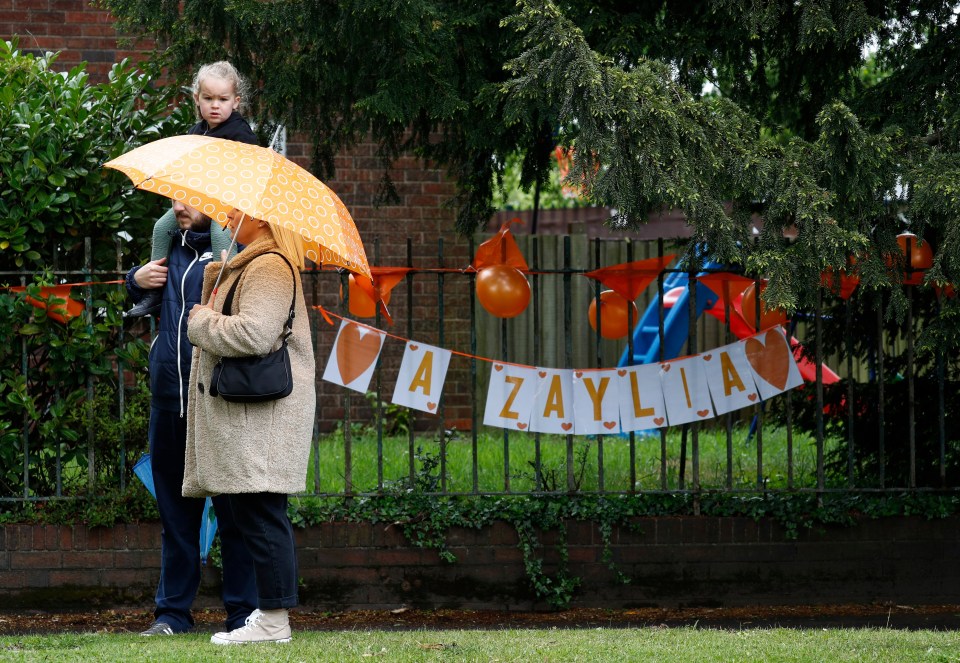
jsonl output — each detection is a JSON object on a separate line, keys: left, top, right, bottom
{"left": 139, "top": 620, "right": 175, "bottom": 636}
{"left": 123, "top": 290, "right": 161, "bottom": 318}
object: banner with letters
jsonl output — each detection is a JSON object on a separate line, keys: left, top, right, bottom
{"left": 324, "top": 320, "right": 803, "bottom": 434}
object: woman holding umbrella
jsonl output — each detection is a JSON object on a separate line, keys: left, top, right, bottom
{"left": 185, "top": 209, "right": 315, "bottom": 645}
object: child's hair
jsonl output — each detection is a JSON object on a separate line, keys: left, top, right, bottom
{"left": 191, "top": 61, "right": 250, "bottom": 115}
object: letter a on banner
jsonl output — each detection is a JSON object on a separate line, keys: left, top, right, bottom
{"left": 701, "top": 342, "right": 760, "bottom": 415}
{"left": 743, "top": 328, "right": 804, "bottom": 400}
{"left": 572, "top": 369, "right": 622, "bottom": 435}
{"left": 483, "top": 363, "right": 537, "bottom": 432}
{"left": 530, "top": 368, "right": 575, "bottom": 434}
{"left": 322, "top": 320, "right": 385, "bottom": 393}
{"left": 660, "top": 357, "right": 714, "bottom": 426}
{"left": 391, "top": 341, "right": 452, "bottom": 414}
{"left": 616, "top": 364, "right": 668, "bottom": 432}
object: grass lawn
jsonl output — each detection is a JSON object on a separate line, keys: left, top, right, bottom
{"left": 3, "top": 627, "right": 957, "bottom": 662}
{"left": 306, "top": 424, "right": 838, "bottom": 495}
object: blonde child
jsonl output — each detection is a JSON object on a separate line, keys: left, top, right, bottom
{"left": 124, "top": 61, "right": 258, "bottom": 317}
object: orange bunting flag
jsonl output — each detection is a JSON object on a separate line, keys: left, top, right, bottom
{"left": 583, "top": 255, "right": 677, "bottom": 302}
{"left": 341, "top": 267, "right": 413, "bottom": 325}
{"left": 471, "top": 220, "right": 529, "bottom": 272}
{"left": 9, "top": 285, "right": 83, "bottom": 324}
{"left": 698, "top": 272, "right": 755, "bottom": 308}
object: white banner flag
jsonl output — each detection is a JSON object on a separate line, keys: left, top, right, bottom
{"left": 572, "top": 369, "right": 622, "bottom": 435}
{"left": 660, "top": 356, "right": 714, "bottom": 426}
{"left": 742, "top": 328, "right": 804, "bottom": 400}
{"left": 483, "top": 363, "right": 538, "bottom": 431}
{"left": 701, "top": 342, "right": 761, "bottom": 415}
{"left": 391, "top": 341, "right": 452, "bottom": 415}
{"left": 617, "top": 364, "right": 668, "bottom": 432}
{"left": 530, "top": 368, "right": 575, "bottom": 434}
{"left": 321, "top": 320, "right": 385, "bottom": 393}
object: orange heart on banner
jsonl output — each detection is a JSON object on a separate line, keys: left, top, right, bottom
{"left": 561, "top": 422, "right": 573, "bottom": 431}
{"left": 653, "top": 417, "right": 665, "bottom": 426}
{"left": 745, "top": 330, "right": 790, "bottom": 390}
{"left": 336, "top": 322, "right": 382, "bottom": 385}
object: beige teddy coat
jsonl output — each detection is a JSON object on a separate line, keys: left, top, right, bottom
{"left": 183, "top": 236, "right": 316, "bottom": 498}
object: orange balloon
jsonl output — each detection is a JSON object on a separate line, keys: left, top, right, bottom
{"left": 740, "top": 282, "right": 786, "bottom": 331}
{"left": 896, "top": 232, "right": 933, "bottom": 271}
{"left": 588, "top": 290, "right": 639, "bottom": 339}
{"left": 476, "top": 265, "right": 531, "bottom": 318}
{"left": 340, "top": 274, "right": 390, "bottom": 318}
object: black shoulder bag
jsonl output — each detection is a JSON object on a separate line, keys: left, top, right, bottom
{"left": 208, "top": 253, "right": 296, "bottom": 403}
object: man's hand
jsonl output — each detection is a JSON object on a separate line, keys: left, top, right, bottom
{"left": 133, "top": 257, "right": 168, "bottom": 290}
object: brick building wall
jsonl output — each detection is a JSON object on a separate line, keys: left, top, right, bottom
{"left": 3, "top": 517, "right": 959, "bottom": 610}
{"left": 3, "top": 0, "right": 475, "bottom": 431}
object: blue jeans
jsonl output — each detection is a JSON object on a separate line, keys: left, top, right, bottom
{"left": 223, "top": 492, "right": 299, "bottom": 610}
{"left": 149, "top": 408, "right": 257, "bottom": 632}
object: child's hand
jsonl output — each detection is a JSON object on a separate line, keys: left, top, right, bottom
{"left": 134, "top": 257, "right": 168, "bottom": 290}
{"left": 221, "top": 249, "right": 228, "bottom": 263}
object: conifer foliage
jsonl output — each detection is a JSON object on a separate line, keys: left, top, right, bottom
{"left": 101, "top": 0, "right": 959, "bottom": 318}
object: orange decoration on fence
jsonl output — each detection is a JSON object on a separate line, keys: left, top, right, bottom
{"left": 9, "top": 285, "right": 83, "bottom": 323}
{"left": 587, "top": 290, "right": 638, "bottom": 339}
{"left": 341, "top": 274, "right": 390, "bottom": 318}
{"left": 472, "top": 220, "right": 529, "bottom": 272}
{"left": 739, "top": 282, "right": 787, "bottom": 332}
{"left": 339, "top": 268, "right": 411, "bottom": 319}
{"left": 821, "top": 267, "right": 860, "bottom": 299}
{"left": 476, "top": 265, "right": 531, "bottom": 318}
{"left": 583, "top": 255, "right": 677, "bottom": 302}
{"left": 894, "top": 232, "right": 933, "bottom": 286}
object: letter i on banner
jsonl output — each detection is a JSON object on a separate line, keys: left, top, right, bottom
{"left": 659, "top": 356, "right": 714, "bottom": 426}
{"left": 701, "top": 341, "right": 761, "bottom": 415}
{"left": 483, "top": 363, "right": 537, "bottom": 432}
{"left": 616, "top": 364, "right": 668, "bottom": 432}
{"left": 391, "top": 341, "right": 452, "bottom": 414}
{"left": 530, "top": 368, "right": 575, "bottom": 434}
{"left": 743, "top": 328, "right": 804, "bottom": 400}
{"left": 572, "top": 369, "right": 622, "bottom": 435}
{"left": 322, "top": 320, "right": 385, "bottom": 393}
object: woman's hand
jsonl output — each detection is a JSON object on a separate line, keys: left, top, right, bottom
{"left": 188, "top": 302, "right": 211, "bottom": 322}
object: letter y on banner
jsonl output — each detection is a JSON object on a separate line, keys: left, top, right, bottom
{"left": 573, "top": 369, "right": 622, "bottom": 435}
{"left": 322, "top": 320, "right": 385, "bottom": 393}
{"left": 391, "top": 341, "right": 452, "bottom": 415}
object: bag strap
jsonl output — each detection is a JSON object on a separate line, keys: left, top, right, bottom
{"left": 221, "top": 251, "right": 297, "bottom": 340}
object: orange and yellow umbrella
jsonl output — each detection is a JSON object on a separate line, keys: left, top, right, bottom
{"left": 104, "top": 135, "right": 370, "bottom": 278}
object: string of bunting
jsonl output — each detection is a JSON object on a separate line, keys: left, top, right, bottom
{"left": 314, "top": 305, "right": 807, "bottom": 436}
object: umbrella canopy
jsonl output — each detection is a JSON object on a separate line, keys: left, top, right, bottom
{"left": 104, "top": 135, "right": 370, "bottom": 278}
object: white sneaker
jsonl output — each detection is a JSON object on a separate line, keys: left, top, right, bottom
{"left": 210, "top": 608, "right": 291, "bottom": 645}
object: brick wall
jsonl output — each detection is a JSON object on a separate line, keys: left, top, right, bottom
{"left": 4, "top": 2, "right": 474, "bottom": 431}
{"left": 2, "top": 0, "right": 153, "bottom": 80}
{"left": 3, "top": 517, "right": 958, "bottom": 610}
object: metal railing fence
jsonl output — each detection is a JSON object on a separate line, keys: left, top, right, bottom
{"left": 1, "top": 235, "right": 957, "bottom": 503}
